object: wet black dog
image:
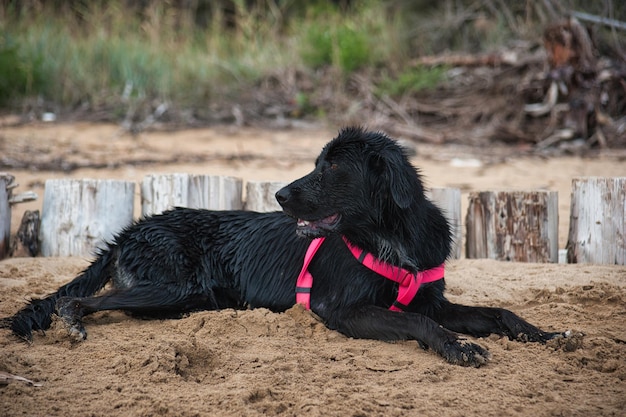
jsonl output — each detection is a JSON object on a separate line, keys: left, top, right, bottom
{"left": 2, "top": 127, "right": 562, "bottom": 366}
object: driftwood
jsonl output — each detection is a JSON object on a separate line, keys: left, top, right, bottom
{"left": 566, "top": 177, "right": 626, "bottom": 265}
{"left": 427, "top": 187, "right": 462, "bottom": 260}
{"left": 40, "top": 179, "right": 135, "bottom": 257}
{"left": 0, "top": 371, "right": 43, "bottom": 387}
{"left": 521, "top": 16, "right": 626, "bottom": 151}
{"left": 245, "top": 181, "right": 287, "bottom": 212}
{"left": 466, "top": 191, "right": 558, "bottom": 262}
{"left": 10, "top": 210, "right": 40, "bottom": 257}
{"left": 0, "top": 173, "right": 15, "bottom": 259}
{"left": 543, "top": 16, "right": 596, "bottom": 73}
{"left": 141, "top": 174, "right": 243, "bottom": 216}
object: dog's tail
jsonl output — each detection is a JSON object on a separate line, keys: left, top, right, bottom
{"left": 1, "top": 248, "right": 115, "bottom": 341}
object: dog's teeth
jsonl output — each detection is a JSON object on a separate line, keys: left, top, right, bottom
{"left": 297, "top": 220, "right": 310, "bottom": 227}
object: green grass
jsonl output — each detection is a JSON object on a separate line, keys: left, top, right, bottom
{"left": 301, "top": 20, "right": 374, "bottom": 74}
{"left": 377, "top": 66, "right": 448, "bottom": 96}
{"left": 1, "top": 2, "right": 299, "bottom": 111}
{"left": 1, "top": 0, "right": 421, "bottom": 113}
{"left": 0, "top": 33, "right": 45, "bottom": 104}
{"left": 3, "top": 0, "right": 609, "bottom": 118}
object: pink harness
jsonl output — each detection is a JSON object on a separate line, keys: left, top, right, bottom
{"left": 295, "top": 237, "right": 445, "bottom": 312}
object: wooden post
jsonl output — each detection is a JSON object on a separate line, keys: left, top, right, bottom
{"left": 566, "top": 177, "right": 626, "bottom": 265}
{"left": 427, "top": 187, "right": 462, "bottom": 259}
{"left": 141, "top": 174, "right": 243, "bottom": 216}
{"left": 40, "top": 179, "right": 135, "bottom": 257}
{"left": 0, "top": 173, "right": 15, "bottom": 260}
{"left": 245, "top": 181, "right": 287, "bottom": 212}
{"left": 10, "top": 210, "right": 41, "bottom": 257}
{"left": 466, "top": 191, "right": 558, "bottom": 262}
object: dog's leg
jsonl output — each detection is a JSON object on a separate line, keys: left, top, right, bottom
{"left": 434, "top": 301, "right": 563, "bottom": 343}
{"left": 55, "top": 286, "right": 217, "bottom": 341}
{"left": 327, "top": 305, "right": 490, "bottom": 367}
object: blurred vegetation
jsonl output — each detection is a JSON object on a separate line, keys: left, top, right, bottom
{"left": 377, "top": 66, "right": 449, "bottom": 96}
{"left": 0, "top": 0, "right": 623, "bottom": 126}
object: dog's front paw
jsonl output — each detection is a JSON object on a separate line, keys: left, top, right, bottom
{"left": 546, "top": 330, "right": 584, "bottom": 352}
{"left": 441, "top": 339, "right": 491, "bottom": 367}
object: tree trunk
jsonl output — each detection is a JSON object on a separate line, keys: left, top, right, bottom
{"left": 466, "top": 191, "right": 558, "bottom": 262}
{"left": 566, "top": 177, "right": 626, "bottom": 264}
{"left": 40, "top": 179, "right": 135, "bottom": 257}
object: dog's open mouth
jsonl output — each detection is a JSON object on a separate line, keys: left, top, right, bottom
{"left": 296, "top": 213, "right": 340, "bottom": 237}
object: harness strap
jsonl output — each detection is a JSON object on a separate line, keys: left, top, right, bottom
{"left": 295, "top": 237, "right": 445, "bottom": 312}
{"left": 295, "top": 237, "right": 326, "bottom": 310}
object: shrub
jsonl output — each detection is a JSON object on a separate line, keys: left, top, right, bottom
{"left": 377, "top": 66, "right": 448, "bottom": 96}
{"left": 301, "top": 19, "right": 373, "bottom": 74}
{"left": 0, "top": 34, "right": 44, "bottom": 104}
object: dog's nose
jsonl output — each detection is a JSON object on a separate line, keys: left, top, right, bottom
{"left": 275, "top": 188, "right": 290, "bottom": 206}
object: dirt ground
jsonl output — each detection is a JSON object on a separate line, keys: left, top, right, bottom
{"left": 1, "top": 122, "right": 625, "bottom": 417}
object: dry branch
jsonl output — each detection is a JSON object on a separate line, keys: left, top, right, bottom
{"left": 414, "top": 52, "right": 519, "bottom": 67}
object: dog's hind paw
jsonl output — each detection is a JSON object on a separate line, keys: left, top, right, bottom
{"left": 442, "top": 339, "right": 491, "bottom": 367}
{"left": 56, "top": 297, "right": 87, "bottom": 342}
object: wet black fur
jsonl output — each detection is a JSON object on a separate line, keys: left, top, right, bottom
{"left": 2, "top": 127, "right": 562, "bottom": 366}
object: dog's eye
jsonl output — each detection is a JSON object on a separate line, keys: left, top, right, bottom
{"left": 330, "top": 163, "right": 338, "bottom": 170}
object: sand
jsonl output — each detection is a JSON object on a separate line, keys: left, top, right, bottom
{"left": 1, "top": 123, "right": 625, "bottom": 417}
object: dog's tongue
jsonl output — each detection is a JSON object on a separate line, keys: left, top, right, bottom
{"left": 297, "top": 214, "right": 339, "bottom": 231}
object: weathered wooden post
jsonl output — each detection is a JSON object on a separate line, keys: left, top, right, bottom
{"left": 466, "top": 190, "right": 558, "bottom": 262}
{"left": 40, "top": 179, "right": 135, "bottom": 257}
{"left": 10, "top": 210, "right": 41, "bottom": 257}
{"left": 566, "top": 177, "right": 626, "bottom": 265}
{"left": 427, "top": 187, "right": 462, "bottom": 259}
{"left": 141, "top": 174, "right": 243, "bottom": 216}
{"left": 245, "top": 181, "right": 287, "bottom": 212}
{"left": 0, "top": 173, "right": 14, "bottom": 259}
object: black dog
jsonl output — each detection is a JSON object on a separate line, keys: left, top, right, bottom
{"left": 2, "top": 127, "right": 562, "bottom": 367}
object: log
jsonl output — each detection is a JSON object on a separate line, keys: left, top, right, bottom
{"left": 566, "top": 177, "right": 626, "bottom": 265}
{"left": 40, "top": 179, "right": 135, "bottom": 257}
{"left": 466, "top": 191, "right": 558, "bottom": 262}
{"left": 141, "top": 174, "right": 243, "bottom": 216}
{"left": 0, "top": 173, "right": 15, "bottom": 260}
{"left": 427, "top": 187, "right": 462, "bottom": 260}
{"left": 245, "top": 181, "right": 287, "bottom": 212}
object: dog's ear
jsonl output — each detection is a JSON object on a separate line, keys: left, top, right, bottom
{"left": 390, "top": 166, "right": 415, "bottom": 209}
{"left": 369, "top": 150, "right": 415, "bottom": 209}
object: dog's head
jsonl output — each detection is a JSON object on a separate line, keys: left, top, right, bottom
{"left": 275, "top": 127, "right": 424, "bottom": 239}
